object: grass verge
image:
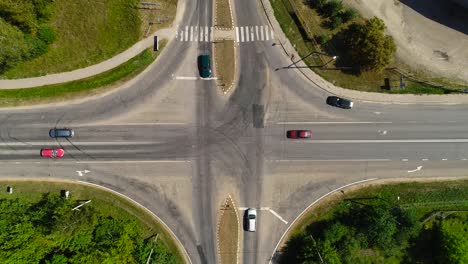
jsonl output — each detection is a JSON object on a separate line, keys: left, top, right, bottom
{"left": 0, "top": 179, "right": 185, "bottom": 264}
{"left": 217, "top": 197, "right": 239, "bottom": 264}
{"left": 269, "top": 0, "right": 467, "bottom": 94}
{"left": 0, "top": 41, "right": 166, "bottom": 107}
{"left": 286, "top": 179, "right": 468, "bottom": 242}
{"left": 215, "top": 0, "right": 233, "bottom": 28}
{"left": 3, "top": 0, "right": 176, "bottom": 79}
{"left": 214, "top": 40, "right": 235, "bottom": 93}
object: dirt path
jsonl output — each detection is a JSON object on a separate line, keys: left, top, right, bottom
{"left": 346, "top": 0, "right": 468, "bottom": 82}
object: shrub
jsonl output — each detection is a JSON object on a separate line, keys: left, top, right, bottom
{"left": 37, "top": 25, "right": 56, "bottom": 44}
{"left": 316, "top": 33, "right": 331, "bottom": 44}
{"left": 329, "top": 16, "right": 343, "bottom": 29}
{"left": 340, "top": 8, "right": 356, "bottom": 23}
{"left": 322, "top": 0, "right": 344, "bottom": 18}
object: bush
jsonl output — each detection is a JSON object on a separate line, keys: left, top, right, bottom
{"left": 316, "top": 33, "right": 331, "bottom": 44}
{"left": 340, "top": 8, "right": 356, "bottom": 23}
{"left": 322, "top": 0, "right": 344, "bottom": 18}
{"left": 328, "top": 16, "right": 343, "bottom": 30}
{"left": 37, "top": 25, "right": 56, "bottom": 44}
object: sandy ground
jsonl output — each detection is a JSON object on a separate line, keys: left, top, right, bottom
{"left": 345, "top": 0, "right": 468, "bottom": 83}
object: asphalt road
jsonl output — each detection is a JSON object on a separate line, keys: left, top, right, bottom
{"left": 1, "top": 0, "right": 468, "bottom": 264}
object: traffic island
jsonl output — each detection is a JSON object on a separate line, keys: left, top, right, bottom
{"left": 217, "top": 195, "right": 240, "bottom": 264}
{"left": 214, "top": 40, "right": 236, "bottom": 94}
{"left": 215, "top": 0, "right": 234, "bottom": 29}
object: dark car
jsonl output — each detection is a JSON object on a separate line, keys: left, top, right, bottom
{"left": 49, "top": 128, "right": 74, "bottom": 138}
{"left": 326, "top": 96, "right": 354, "bottom": 109}
{"left": 287, "top": 130, "right": 312, "bottom": 139}
{"left": 198, "top": 55, "right": 212, "bottom": 78}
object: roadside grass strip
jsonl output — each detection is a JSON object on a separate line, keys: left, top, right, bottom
{"left": 217, "top": 195, "right": 239, "bottom": 264}
{"left": 0, "top": 43, "right": 166, "bottom": 107}
{"left": 215, "top": 0, "right": 234, "bottom": 29}
{"left": 214, "top": 40, "right": 235, "bottom": 93}
{"left": 0, "top": 179, "right": 184, "bottom": 264}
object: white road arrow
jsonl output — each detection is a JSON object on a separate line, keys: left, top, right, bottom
{"left": 408, "top": 166, "right": 423, "bottom": 173}
{"left": 76, "top": 170, "right": 91, "bottom": 176}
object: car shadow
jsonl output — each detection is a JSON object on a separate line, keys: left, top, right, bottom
{"left": 400, "top": 0, "right": 468, "bottom": 35}
{"left": 242, "top": 210, "right": 249, "bottom": 231}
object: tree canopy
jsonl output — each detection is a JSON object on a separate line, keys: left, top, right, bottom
{"left": 342, "top": 17, "right": 396, "bottom": 72}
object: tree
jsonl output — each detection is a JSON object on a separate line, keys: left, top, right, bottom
{"left": 439, "top": 218, "right": 468, "bottom": 264}
{"left": 342, "top": 17, "right": 396, "bottom": 72}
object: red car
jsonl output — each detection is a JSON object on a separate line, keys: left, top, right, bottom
{"left": 287, "top": 130, "right": 312, "bottom": 139}
{"left": 40, "top": 148, "right": 65, "bottom": 158}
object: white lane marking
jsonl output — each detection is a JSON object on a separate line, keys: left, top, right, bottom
{"left": 102, "top": 122, "right": 186, "bottom": 126}
{"left": 260, "top": 26, "right": 264, "bottom": 41}
{"left": 175, "top": 30, "right": 178, "bottom": 39}
{"left": 174, "top": 76, "right": 199, "bottom": 80}
{"left": 300, "top": 139, "right": 468, "bottom": 143}
{"left": 237, "top": 207, "right": 288, "bottom": 224}
{"left": 199, "top": 26, "right": 203, "bottom": 42}
{"left": 76, "top": 160, "right": 190, "bottom": 164}
{"left": 374, "top": 112, "right": 382, "bottom": 115}
{"left": 194, "top": 26, "right": 198, "bottom": 42}
{"left": 463, "top": 158, "right": 467, "bottom": 161}
{"left": 245, "top": 27, "right": 250, "bottom": 42}
{"left": 422, "top": 158, "right": 428, "bottom": 161}
{"left": 205, "top": 26, "right": 209, "bottom": 42}
{"left": 276, "top": 121, "right": 392, "bottom": 124}
{"left": 268, "top": 209, "right": 288, "bottom": 224}
{"left": 77, "top": 181, "right": 193, "bottom": 264}
{"left": 179, "top": 30, "right": 183, "bottom": 41}
{"left": 266, "top": 159, "right": 390, "bottom": 162}
{"left": 378, "top": 130, "right": 388, "bottom": 135}
{"left": 269, "top": 178, "right": 378, "bottom": 264}
{"left": 240, "top": 27, "right": 244, "bottom": 42}
{"left": 265, "top": 27, "right": 270, "bottom": 40}
{"left": 255, "top": 25, "right": 259, "bottom": 40}
{"left": 251, "top": 26, "right": 254, "bottom": 41}
{"left": 402, "top": 159, "right": 409, "bottom": 161}
{"left": 190, "top": 26, "right": 194, "bottom": 41}
{"left": 76, "top": 170, "right": 91, "bottom": 176}
{"left": 185, "top": 26, "right": 188, "bottom": 41}
{"left": 270, "top": 27, "right": 274, "bottom": 40}
{"left": 408, "top": 166, "right": 423, "bottom": 173}
{"left": 442, "top": 158, "right": 448, "bottom": 161}
{"left": 0, "top": 141, "right": 157, "bottom": 146}
{"left": 235, "top": 27, "right": 239, "bottom": 42}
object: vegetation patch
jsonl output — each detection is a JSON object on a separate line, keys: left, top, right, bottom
{"left": 0, "top": 180, "right": 184, "bottom": 263}
{"left": 269, "top": 0, "right": 467, "bottom": 93}
{"left": 215, "top": 0, "right": 233, "bottom": 29}
{"left": 214, "top": 40, "right": 235, "bottom": 93}
{"left": 217, "top": 196, "right": 239, "bottom": 264}
{"left": 278, "top": 180, "right": 468, "bottom": 264}
{"left": 0, "top": 42, "right": 165, "bottom": 107}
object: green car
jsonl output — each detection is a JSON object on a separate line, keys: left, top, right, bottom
{"left": 198, "top": 55, "right": 212, "bottom": 78}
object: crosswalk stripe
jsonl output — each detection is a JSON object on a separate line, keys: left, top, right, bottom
{"left": 235, "top": 27, "right": 239, "bottom": 42}
{"left": 250, "top": 26, "right": 254, "bottom": 41}
{"left": 199, "top": 27, "right": 203, "bottom": 42}
{"left": 265, "top": 26, "right": 270, "bottom": 40}
{"left": 205, "top": 26, "right": 209, "bottom": 42}
{"left": 270, "top": 28, "right": 274, "bottom": 40}
{"left": 195, "top": 26, "right": 198, "bottom": 41}
{"left": 210, "top": 26, "right": 214, "bottom": 42}
{"left": 190, "top": 26, "right": 194, "bottom": 41}
{"left": 185, "top": 26, "right": 188, "bottom": 41}
{"left": 240, "top": 27, "right": 244, "bottom": 42}
{"left": 255, "top": 26, "right": 259, "bottom": 41}
{"left": 246, "top": 27, "right": 250, "bottom": 42}
{"left": 260, "top": 26, "right": 264, "bottom": 41}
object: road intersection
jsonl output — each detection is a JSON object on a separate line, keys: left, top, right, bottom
{"left": 1, "top": 0, "right": 468, "bottom": 264}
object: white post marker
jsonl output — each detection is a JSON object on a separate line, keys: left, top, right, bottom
{"left": 72, "top": 200, "right": 91, "bottom": 211}
{"left": 407, "top": 166, "right": 423, "bottom": 173}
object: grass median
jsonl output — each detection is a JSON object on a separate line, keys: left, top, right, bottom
{"left": 217, "top": 197, "right": 239, "bottom": 264}
{"left": 214, "top": 40, "right": 235, "bottom": 93}
{"left": 270, "top": 0, "right": 466, "bottom": 94}
{"left": 215, "top": 0, "right": 233, "bottom": 29}
{"left": 279, "top": 179, "right": 468, "bottom": 263}
{"left": 0, "top": 41, "right": 166, "bottom": 107}
{"left": 0, "top": 179, "right": 185, "bottom": 263}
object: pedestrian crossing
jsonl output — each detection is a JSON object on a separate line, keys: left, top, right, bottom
{"left": 175, "top": 25, "right": 274, "bottom": 43}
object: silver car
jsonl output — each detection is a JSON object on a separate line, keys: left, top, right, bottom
{"left": 247, "top": 208, "right": 257, "bottom": 232}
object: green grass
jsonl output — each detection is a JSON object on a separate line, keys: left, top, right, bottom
{"left": 0, "top": 179, "right": 185, "bottom": 264}
{"left": 0, "top": 43, "right": 165, "bottom": 107}
{"left": 288, "top": 180, "right": 468, "bottom": 240}
{"left": 3, "top": 0, "right": 141, "bottom": 79}
{"left": 270, "top": 0, "right": 467, "bottom": 94}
